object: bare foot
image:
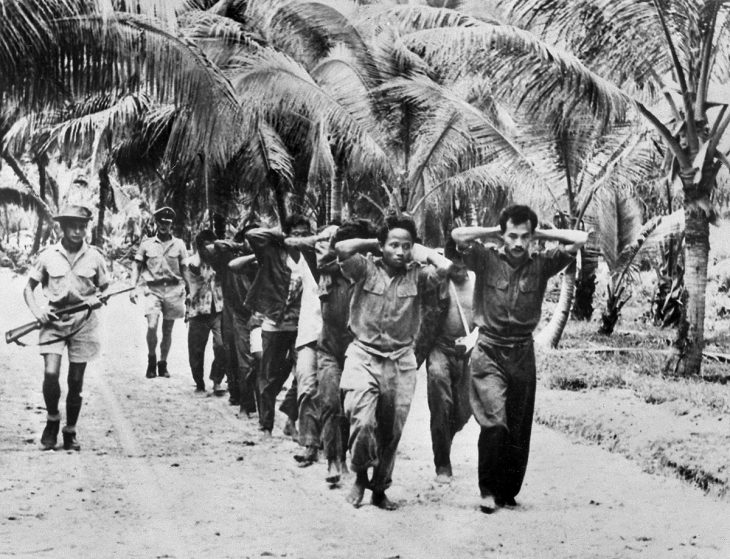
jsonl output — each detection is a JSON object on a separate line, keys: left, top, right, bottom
{"left": 371, "top": 491, "right": 398, "bottom": 510}
{"left": 435, "top": 473, "right": 452, "bottom": 484}
{"left": 282, "top": 418, "right": 299, "bottom": 442}
{"left": 346, "top": 472, "right": 368, "bottom": 508}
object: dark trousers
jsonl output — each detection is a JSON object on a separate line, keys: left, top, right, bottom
{"left": 469, "top": 335, "right": 536, "bottom": 501}
{"left": 259, "top": 330, "right": 297, "bottom": 432}
{"left": 426, "top": 341, "right": 472, "bottom": 475}
{"left": 222, "top": 310, "right": 257, "bottom": 413}
{"left": 279, "top": 376, "right": 298, "bottom": 422}
{"left": 317, "top": 349, "right": 349, "bottom": 465}
{"left": 188, "top": 313, "right": 225, "bottom": 387}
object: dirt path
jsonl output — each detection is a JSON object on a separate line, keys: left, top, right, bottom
{"left": 1, "top": 268, "right": 728, "bottom": 559}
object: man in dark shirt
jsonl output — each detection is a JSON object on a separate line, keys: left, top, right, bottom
{"left": 336, "top": 215, "right": 452, "bottom": 510}
{"left": 452, "top": 205, "right": 587, "bottom": 510}
{"left": 210, "top": 224, "right": 260, "bottom": 412}
{"left": 244, "top": 215, "right": 313, "bottom": 437}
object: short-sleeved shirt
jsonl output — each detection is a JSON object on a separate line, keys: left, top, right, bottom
{"left": 340, "top": 253, "right": 443, "bottom": 352}
{"left": 135, "top": 235, "right": 187, "bottom": 283}
{"left": 29, "top": 242, "right": 109, "bottom": 308}
{"left": 462, "top": 242, "right": 574, "bottom": 343}
{"left": 185, "top": 253, "right": 223, "bottom": 318}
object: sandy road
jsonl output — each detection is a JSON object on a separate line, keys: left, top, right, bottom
{"left": 0, "top": 268, "right": 729, "bottom": 558}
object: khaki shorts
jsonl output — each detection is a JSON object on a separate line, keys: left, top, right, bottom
{"left": 39, "top": 312, "right": 100, "bottom": 362}
{"left": 144, "top": 284, "right": 185, "bottom": 320}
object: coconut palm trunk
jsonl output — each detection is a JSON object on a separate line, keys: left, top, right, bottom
{"left": 31, "top": 159, "right": 47, "bottom": 254}
{"left": 534, "top": 260, "right": 577, "bottom": 348}
{"left": 572, "top": 245, "right": 599, "bottom": 320}
{"left": 95, "top": 164, "right": 111, "bottom": 247}
{"left": 330, "top": 161, "right": 344, "bottom": 223}
{"left": 668, "top": 206, "right": 709, "bottom": 375}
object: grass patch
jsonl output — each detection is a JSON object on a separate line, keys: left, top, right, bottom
{"left": 535, "top": 309, "right": 730, "bottom": 499}
{"left": 633, "top": 376, "right": 730, "bottom": 414}
{"left": 546, "top": 367, "right": 626, "bottom": 391}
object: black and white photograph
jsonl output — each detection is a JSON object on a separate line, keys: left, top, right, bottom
{"left": 1, "top": 0, "right": 729, "bottom": 557}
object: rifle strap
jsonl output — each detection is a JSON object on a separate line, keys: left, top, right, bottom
{"left": 14, "top": 307, "right": 93, "bottom": 348}
{"left": 449, "top": 280, "right": 470, "bottom": 336}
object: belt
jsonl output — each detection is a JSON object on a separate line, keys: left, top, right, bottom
{"left": 353, "top": 340, "right": 412, "bottom": 361}
{"left": 477, "top": 329, "right": 532, "bottom": 348}
{"left": 147, "top": 278, "right": 180, "bottom": 287}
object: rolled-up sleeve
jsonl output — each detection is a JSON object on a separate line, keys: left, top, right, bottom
{"left": 543, "top": 247, "right": 575, "bottom": 278}
{"left": 459, "top": 241, "right": 489, "bottom": 273}
{"left": 134, "top": 242, "right": 147, "bottom": 263}
{"left": 95, "top": 253, "right": 110, "bottom": 288}
{"left": 339, "top": 253, "right": 369, "bottom": 282}
{"left": 246, "top": 228, "right": 283, "bottom": 264}
{"left": 28, "top": 256, "right": 46, "bottom": 283}
{"left": 418, "top": 263, "right": 444, "bottom": 292}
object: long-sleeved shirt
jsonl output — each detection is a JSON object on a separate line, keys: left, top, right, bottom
{"left": 461, "top": 242, "right": 574, "bottom": 343}
{"left": 339, "top": 253, "right": 442, "bottom": 352}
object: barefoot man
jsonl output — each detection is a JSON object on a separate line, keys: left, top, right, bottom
{"left": 130, "top": 207, "right": 189, "bottom": 379}
{"left": 452, "top": 205, "right": 587, "bottom": 510}
{"left": 426, "top": 239, "right": 475, "bottom": 484}
{"left": 335, "top": 215, "right": 452, "bottom": 510}
{"left": 24, "top": 205, "right": 109, "bottom": 451}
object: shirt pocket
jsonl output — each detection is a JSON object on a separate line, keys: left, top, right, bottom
{"left": 519, "top": 277, "right": 539, "bottom": 293}
{"left": 45, "top": 261, "right": 70, "bottom": 300}
{"left": 485, "top": 275, "right": 509, "bottom": 291}
{"left": 363, "top": 274, "right": 385, "bottom": 295}
{"left": 396, "top": 280, "right": 418, "bottom": 298}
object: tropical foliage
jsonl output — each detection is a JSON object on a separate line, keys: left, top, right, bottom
{"left": 1, "top": 0, "right": 729, "bottom": 375}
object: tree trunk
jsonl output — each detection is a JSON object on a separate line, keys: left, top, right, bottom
{"left": 95, "top": 165, "right": 110, "bottom": 247}
{"left": 3, "top": 152, "right": 35, "bottom": 191}
{"left": 666, "top": 206, "right": 709, "bottom": 376}
{"left": 330, "top": 162, "right": 344, "bottom": 223}
{"left": 534, "top": 260, "right": 577, "bottom": 348}
{"left": 31, "top": 160, "right": 47, "bottom": 254}
{"left": 572, "top": 245, "right": 599, "bottom": 320}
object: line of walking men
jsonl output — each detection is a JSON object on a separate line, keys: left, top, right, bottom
{"left": 25, "top": 203, "right": 587, "bottom": 511}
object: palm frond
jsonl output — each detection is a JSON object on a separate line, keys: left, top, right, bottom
{"left": 307, "top": 119, "right": 335, "bottom": 196}
{"left": 596, "top": 188, "right": 643, "bottom": 273}
{"left": 360, "top": 4, "right": 487, "bottom": 35}
{"left": 402, "top": 23, "right": 634, "bottom": 127}
{"left": 228, "top": 47, "right": 391, "bottom": 177}
{"left": 0, "top": 186, "right": 53, "bottom": 221}
{"left": 44, "top": 94, "right": 152, "bottom": 162}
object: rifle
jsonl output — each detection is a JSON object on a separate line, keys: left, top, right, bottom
{"left": 5, "top": 285, "right": 135, "bottom": 346}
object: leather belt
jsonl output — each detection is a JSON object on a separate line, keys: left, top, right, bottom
{"left": 147, "top": 278, "right": 180, "bottom": 287}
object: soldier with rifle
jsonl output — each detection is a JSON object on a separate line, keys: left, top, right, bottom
{"left": 22, "top": 205, "right": 110, "bottom": 451}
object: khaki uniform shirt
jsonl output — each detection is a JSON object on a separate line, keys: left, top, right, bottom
{"left": 135, "top": 235, "right": 187, "bottom": 283}
{"left": 340, "top": 253, "right": 443, "bottom": 352}
{"left": 462, "top": 243, "right": 574, "bottom": 343}
{"left": 29, "top": 242, "right": 109, "bottom": 308}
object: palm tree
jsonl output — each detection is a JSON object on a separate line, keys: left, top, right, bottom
{"left": 499, "top": 0, "right": 730, "bottom": 374}
{"left": 391, "top": 1, "right": 729, "bottom": 372}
